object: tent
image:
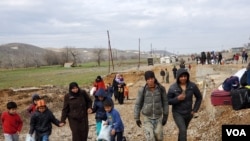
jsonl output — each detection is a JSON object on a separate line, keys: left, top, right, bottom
{"left": 160, "top": 56, "right": 171, "bottom": 64}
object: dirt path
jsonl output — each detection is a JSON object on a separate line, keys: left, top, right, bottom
{"left": 1, "top": 63, "right": 250, "bottom": 141}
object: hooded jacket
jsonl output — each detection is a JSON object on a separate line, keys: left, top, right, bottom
{"left": 92, "top": 88, "right": 113, "bottom": 121}
{"left": 106, "top": 108, "right": 124, "bottom": 133}
{"left": 167, "top": 68, "right": 202, "bottom": 114}
{"left": 94, "top": 76, "right": 106, "bottom": 91}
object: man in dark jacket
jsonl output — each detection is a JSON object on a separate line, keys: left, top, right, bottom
{"left": 172, "top": 66, "right": 177, "bottom": 79}
{"left": 160, "top": 69, "right": 165, "bottom": 82}
{"left": 167, "top": 68, "right": 202, "bottom": 141}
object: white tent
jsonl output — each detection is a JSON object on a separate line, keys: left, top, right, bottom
{"left": 160, "top": 56, "right": 171, "bottom": 64}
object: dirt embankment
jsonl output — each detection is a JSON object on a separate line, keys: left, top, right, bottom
{"left": 1, "top": 63, "right": 250, "bottom": 141}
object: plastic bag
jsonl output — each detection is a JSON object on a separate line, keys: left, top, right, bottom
{"left": 90, "top": 87, "right": 97, "bottom": 96}
{"left": 97, "top": 121, "right": 112, "bottom": 141}
{"left": 25, "top": 134, "right": 35, "bottom": 141}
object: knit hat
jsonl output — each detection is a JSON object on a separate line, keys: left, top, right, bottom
{"left": 144, "top": 70, "right": 155, "bottom": 80}
{"left": 36, "top": 99, "right": 46, "bottom": 108}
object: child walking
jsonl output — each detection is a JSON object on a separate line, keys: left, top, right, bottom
{"left": 106, "top": 83, "right": 114, "bottom": 98}
{"left": 92, "top": 88, "right": 114, "bottom": 140}
{"left": 27, "top": 94, "right": 40, "bottom": 116}
{"left": 29, "top": 99, "right": 64, "bottom": 141}
{"left": 1, "top": 101, "right": 23, "bottom": 141}
{"left": 103, "top": 99, "right": 124, "bottom": 141}
{"left": 124, "top": 84, "right": 129, "bottom": 100}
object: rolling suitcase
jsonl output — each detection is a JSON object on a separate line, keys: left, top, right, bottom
{"left": 230, "top": 87, "right": 250, "bottom": 110}
{"left": 211, "top": 89, "right": 231, "bottom": 106}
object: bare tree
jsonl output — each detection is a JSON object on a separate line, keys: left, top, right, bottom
{"left": 44, "top": 51, "right": 60, "bottom": 65}
{"left": 69, "top": 48, "right": 79, "bottom": 67}
{"left": 93, "top": 48, "right": 104, "bottom": 67}
{"left": 61, "top": 47, "right": 71, "bottom": 63}
{"left": 6, "top": 54, "right": 16, "bottom": 70}
{"left": 32, "top": 52, "right": 41, "bottom": 68}
{"left": 21, "top": 49, "right": 30, "bottom": 68}
{"left": 61, "top": 46, "right": 79, "bottom": 67}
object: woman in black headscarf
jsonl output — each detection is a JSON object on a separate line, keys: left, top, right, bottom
{"left": 61, "top": 82, "right": 93, "bottom": 141}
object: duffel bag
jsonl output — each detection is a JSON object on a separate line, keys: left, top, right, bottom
{"left": 230, "top": 87, "right": 250, "bottom": 110}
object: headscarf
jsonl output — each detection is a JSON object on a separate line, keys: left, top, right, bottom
{"left": 69, "top": 82, "right": 80, "bottom": 95}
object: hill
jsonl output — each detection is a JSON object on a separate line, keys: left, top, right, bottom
{"left": 0, "top": 43, "right": 154, "bottom": 68}
{"left": 0, "top": 43, "right": 55, "bottom": 68}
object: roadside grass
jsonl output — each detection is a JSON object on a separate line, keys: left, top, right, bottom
{"left": 0, "top": 59, "right": 147, "bottom": 89}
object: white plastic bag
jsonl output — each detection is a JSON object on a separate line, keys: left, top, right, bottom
{"left": 25, "top": 134, "right": 35, "bottom": 141}
{"left": 97, "top": 121, "right": 112, "bottom": 141}
{"left": 90, "top": 87, "right": 97, "bottom": 96}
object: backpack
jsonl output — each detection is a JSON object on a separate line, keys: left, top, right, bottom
{"left": 222, "top": 76, "right": 240, "bottom": 91}
{"left": 240, "top": 71, "right": 247, "bottom": 86}
{"left": 142, "top": 83, "right": 165, "bottom": 104}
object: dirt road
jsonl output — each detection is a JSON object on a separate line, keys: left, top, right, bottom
{"left": 1, "top": 63, "right": 250, "bottom": 141}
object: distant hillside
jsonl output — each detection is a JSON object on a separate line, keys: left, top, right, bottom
{"left": 0, "top": 43, "right": 53, "bottom": 68}
{"left": 0, "top": 43, "right": 152, "bottom": 68}
{"left": 0, "top": 42, "right": 49, "bottom": 55}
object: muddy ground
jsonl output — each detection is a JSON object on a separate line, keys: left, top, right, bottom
{"left": 1, "top": 63, "right": 250, "bottom": 141}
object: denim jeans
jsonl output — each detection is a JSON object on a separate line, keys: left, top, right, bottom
{"left": 143, "top": 116, "right": 163, "bottom": 141}
{"left": 173, "top": 112, "right": 193, "bottom": 141}
{"left": 36, "top": 134, "right": 49, "bottom": 141}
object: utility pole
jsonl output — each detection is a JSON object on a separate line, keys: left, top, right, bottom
{"left": 107, "top": 30, "right": 114, "bottom": 73}
{"left": 138, "top": 38, "right": 140, "bottom": 69}
{"left": 151, "top": 43, "right": 153, "bottom": 57}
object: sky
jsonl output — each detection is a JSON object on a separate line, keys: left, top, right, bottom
{"left": 0, "top": 0, "right": 250, "bottom": 54}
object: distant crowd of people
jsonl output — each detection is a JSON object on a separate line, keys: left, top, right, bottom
{"left": 192, "top": 50, "right": 249, "bottom": 65}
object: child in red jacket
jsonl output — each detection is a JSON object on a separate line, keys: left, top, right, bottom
{"left": 1, "top": 101, "right": 23, "bottom": 141}
{"left": 27, "top": 94, "right": 41, "bottom": 116}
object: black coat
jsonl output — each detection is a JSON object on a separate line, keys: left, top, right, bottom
{"left": 29, "top": 108, "right": 60, "bottom": 136}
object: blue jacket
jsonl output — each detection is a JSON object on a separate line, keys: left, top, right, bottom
{"left": 92, "top": 88, "right": 113, "bottom": 121}
{"left": 106, "top": 108, "right": 124, "bottom": 133}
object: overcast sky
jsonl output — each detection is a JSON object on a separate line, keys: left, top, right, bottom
{"left": 0, "top": 0, "right": 250, "bottom": 54}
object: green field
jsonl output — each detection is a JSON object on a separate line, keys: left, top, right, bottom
{"left": 0, "top": 59, "right": 147, "bottom": 89}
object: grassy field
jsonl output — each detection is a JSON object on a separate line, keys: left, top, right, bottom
{"left": 0, "top": 59, "right": 148, "bottom": 89}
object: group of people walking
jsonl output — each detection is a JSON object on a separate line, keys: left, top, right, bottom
{"left": 134, "top": 68, "right": 202, "bottom": 141}
{"left": 1, "top": 66, "right": 202, "bottom": 141}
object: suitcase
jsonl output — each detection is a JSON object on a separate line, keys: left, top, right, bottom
{"left": 230, "top": 87, "right": 250, "bottom": 110}
{"left": 211, "top": 89, "right": 232, "bottom": 106}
